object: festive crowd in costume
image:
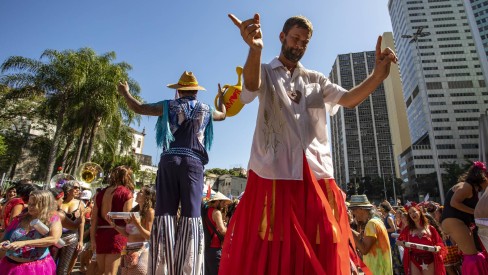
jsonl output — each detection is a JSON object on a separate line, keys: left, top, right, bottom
{"left": 2, "top": 10, "right": 488, "bottom": 275}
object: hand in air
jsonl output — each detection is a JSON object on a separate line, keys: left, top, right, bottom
{"left": 117, "top": 80, "right": 130, "bottom": 96}
{"left": 228, "top": 13, "right": 263, "bottom": 51}
{"left": 373, "top": 36, "right": 398, "bottom": 81}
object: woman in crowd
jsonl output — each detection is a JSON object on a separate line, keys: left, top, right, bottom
{"left": 475, "top": 173, "right": 488, "bottom": 258}
{"left": 441, "top": 161, "right": 488, "bottom": 273}
{"left": 54, "top": 180, "right": 85, "bottom": 274}
{"left": 379, "top": 201, "right": 403, "bottom": 275}
{"left": 425, "top": 202, "right": 461, "bottom": 275}
{"left": 0, "top": 190, "right": 62, "bottom": 274}
{"left": 107, "top": 185, "right": 156, "bottom": 275}
{"left": 91, "top": 165, "right": 134, "bottom": 275}
{"left": 203, "top": 192, "right": 231, "bottom": 275}
{"left": 397, "top": 202, "right": 446, "bottom": 275}
{"left": 79, "top": 189, "right": 93, "bottom": 273}
{"left": 1, "top": 186, "right": 17, "bottom": 230}
{"left": 2, "top": 184, "right": 38, "bottom": 229}
{"left": 48, "top": 188, "right": 83, "bottom": 264}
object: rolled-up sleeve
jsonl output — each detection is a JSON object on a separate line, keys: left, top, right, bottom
{"left": 322, "top": 77, "right": 348, "bottom": 116}
{"left": 240, "top": 65, "right": 266, "bottom": 104}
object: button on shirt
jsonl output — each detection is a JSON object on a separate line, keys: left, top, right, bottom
{"left": 240, "top": 58, "right": 348, "bottom": 180}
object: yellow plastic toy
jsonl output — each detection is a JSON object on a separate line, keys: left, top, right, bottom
{"left": 215, "top": 66, "right": 244, "bottom": 117}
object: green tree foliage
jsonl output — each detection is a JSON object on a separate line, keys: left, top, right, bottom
{"left": 442, "top": 161, "right": 471, "bottom": 191}
{"left": 0, "top": 135, "right": 6, "bottom": 157}
{"left": 205, "top": 167, "right": 246, "bottom": 178}
{"left": 0, "top": 48, "right": 141, "bottom": 182}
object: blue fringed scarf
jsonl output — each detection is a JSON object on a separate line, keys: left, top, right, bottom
{"left": 155, "top": 100, "right": 174, "bottom": 150}
{"left": 203, "top": 106, "right": 214, "bottom": 151}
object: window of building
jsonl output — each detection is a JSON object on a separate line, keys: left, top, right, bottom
{"left": 456, "top": 117, "right": 479, "bottom": 122}
{"left": 437, "top": 144, "right": 455, "bottom": 149}
{"left": 458, "top": 126, "right": 478, "bottom": 130}
{"left": 426, "top": 82, "right": 443, "bottom": 89}
{"left": 462, "top": 144, "right": 479, "bottom": 149}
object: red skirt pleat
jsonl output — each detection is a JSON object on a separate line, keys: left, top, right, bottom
{"left": 219, "top": 155, "right": 353, "bottom": 275}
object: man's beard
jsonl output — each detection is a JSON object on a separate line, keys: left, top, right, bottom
{"left": 281, "top": 40, "right": 304, "bottom": 63}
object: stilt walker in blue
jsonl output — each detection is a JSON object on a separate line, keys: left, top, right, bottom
{"left": 117, "top": 71, "right": 226, "bottom": 275}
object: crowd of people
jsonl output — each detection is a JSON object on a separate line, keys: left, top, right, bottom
{"left": 2, "top": 159, "right": 488, "bottom": 275}
{"left": 2, "top": 11, "right": 488, "bottom": 275}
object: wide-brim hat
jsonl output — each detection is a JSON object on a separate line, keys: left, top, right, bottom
{"left": 348, "top": 194, "right": 374, "bottom": 209}
{"left": 208, "top": 192, "right": 231, "bottom": 203}
{"left": 167, "top": 71, "right": 206, "bottom": 91}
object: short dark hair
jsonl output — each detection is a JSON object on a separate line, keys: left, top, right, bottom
{"left": 380, "top": 202, "right": 392, "bottom": 212}
{"left": 282, "top": 16, "right": 313, "bottom": 36}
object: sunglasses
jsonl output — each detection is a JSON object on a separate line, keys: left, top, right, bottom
{"left": 73, "top": 186, "right": 80, "bottom": 190}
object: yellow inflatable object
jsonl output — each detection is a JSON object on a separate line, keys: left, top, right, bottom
{"left": 215, "top": 66, "right": 244, "bottom": 117}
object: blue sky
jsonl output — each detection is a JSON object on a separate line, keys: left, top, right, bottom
{"left": 0, "top": 0, "right": 393, "bottom": 170}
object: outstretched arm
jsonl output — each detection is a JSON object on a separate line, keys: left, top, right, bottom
{"left": 228, "top": 13, "right": 263, "bottom": 92}
{"left": 213, "top": 83, "right": 226, "bottom": 121}
{"left": 338, "top": 35, "right": 398, "bottom": 108}
{"left": 118, "top": 81, "right": 163, "bottom": 116}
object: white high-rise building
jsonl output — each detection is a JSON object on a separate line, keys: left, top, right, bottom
{"left": 388, "top": 0, "right": 488, "bottom": 201}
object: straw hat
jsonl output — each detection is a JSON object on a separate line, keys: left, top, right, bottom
{"left": 208, "top": 192, "right": 231, "bottom": 203}
{"left": 167, "top": 71, "right": 206, "bottom": 91}
{"left": 348, "top": 194, "right": 374, "bottom": 209}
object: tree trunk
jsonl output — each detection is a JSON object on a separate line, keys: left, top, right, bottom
{"left": 73, "top": 122, "right": 88, "bottom": 173}
{"left": 84, "top": 117, "right": 101, "bottom": 163}
{"left": 60, "top": 135, "right": 74, "bottom": 171}
{"left": 44, "top": 102, "right": 66, "bottom": 187}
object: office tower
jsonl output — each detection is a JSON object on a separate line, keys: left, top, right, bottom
{"left": 382, "top": 32, "right": 413, "bottom": 180}
{"left": 464, "top": 0, "right": 488, "bottom": 80}
{"left": 330, "top": 50, "right": 395, "bottom": 200}
{"left": 388, "top": 0, "right": 488, "bottom": 201}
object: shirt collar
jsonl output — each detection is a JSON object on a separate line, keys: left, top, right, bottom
{"left": 270, "top": 57, "right": 303, "bottom": 71}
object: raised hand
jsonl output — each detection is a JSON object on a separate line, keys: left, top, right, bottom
{"left": 117, "top": 80, "right": 130, "bottom": 96}
{"left": 228, "top": 13, "right": 263, "bottom": 51}
{"left": 373, "top": 36, "right": 398, "bottom": 81}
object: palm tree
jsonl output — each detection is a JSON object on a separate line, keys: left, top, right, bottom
{"left": 1, "top": 48, "right": 141, "bottom": 184}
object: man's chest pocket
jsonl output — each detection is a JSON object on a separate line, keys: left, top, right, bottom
{"left": 304, "top": 83, "right": 324, "bottom": 109}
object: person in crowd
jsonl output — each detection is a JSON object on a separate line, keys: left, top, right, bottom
{"left": 55, "top": 180, "right": 85, "bottom": 274}
{"left": 475, "top": 171, "right": 488, "bottom": 255}
{"left": 350, "top": 195, "right": 393, "bottom": 274}
{"left": 379, "top": 201, "right": 403, "bottom": 275}
{"left": 48, "top": 188, "right": 82, "bottom": 255}
{"left": 397, "top": 202, "right": 446, "bottom": 275}
{"left": 0, "top": 190, "right": 62, "bottom": 274}
{"left": 394, "top": 207, "right": 408, "bottom": 232}
{"left": 2, "top": 183, "right": 38, "bottom": 229}
{"left": 78, "top": 189, "right": 93, "bottom": 273}
{"left": 90, "top": 165, "right": 134, "bottom": 275}
{"left": 118, "top": 71, "right": 226, "bottom": 275}
{"left": 221, "top": 12, "right": 397, "bottom": 274}
{"left": 0, "top": 186, "right": 17, "bottom": 230}
{"left": 107, "top": 186, "right": 156, "bottom": 275}
{"left": 202, "top": 192, "right": 231, "bottom": 275}
{"left": 425, "top": 202, "right": 461, "bottom": 275}
{"left": 441, "top": 161, "right": 488, "bottom": 273}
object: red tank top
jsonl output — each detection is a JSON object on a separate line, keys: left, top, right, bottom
{"left": 206, "top": 208, "right": 222, "bottom": 248}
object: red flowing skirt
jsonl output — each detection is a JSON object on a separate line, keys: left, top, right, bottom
{"left": 219, "top": 155, "right": 354, "bottom": 275}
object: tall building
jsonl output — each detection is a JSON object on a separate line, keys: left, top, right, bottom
{"left": 464, "top": 0, "right": 488, "bottom": 80}
{"left": 329, "top": 50, "right": 395, "bottom": 199}
{"left": 382, "top": 32, "right": 413, "bottom": 179}
{"left": 388, "top": 0, "right": 488, "bottom": 201}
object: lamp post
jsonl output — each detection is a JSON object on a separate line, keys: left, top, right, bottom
{"left": 353, "top": 168, "right": 358, "bottom": 195}
{"left": 401, "top": 27, "right": 445, "bottom": 203}
{"left": 388, "top": 145, "right": 397, "bottom": 203}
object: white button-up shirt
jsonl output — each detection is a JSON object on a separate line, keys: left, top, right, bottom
{"left": 240, "top": 58, "right": 348, "bottom": 180}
